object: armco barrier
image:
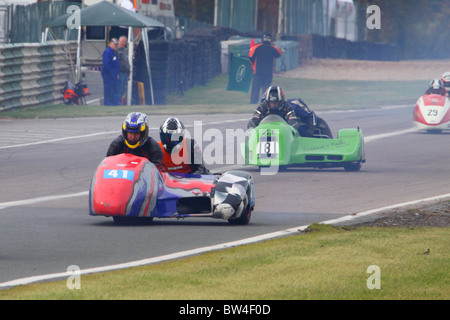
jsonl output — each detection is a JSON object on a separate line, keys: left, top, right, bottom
{"left": 0, "top": 41, "right": 74, "bottom": 111}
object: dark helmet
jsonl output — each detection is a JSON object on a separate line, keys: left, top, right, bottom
{"left": 262, "top": 33, "right": 272, "bottom": 43}
{"left": 160, "top": 117, "right": 185, "bottom": 149}
{"left": 264, "top": 86, "right": 285, "bottom": 109}
{"left": 428, "top": 79, "right": 444, "bottom": 94}
{"left": 122, "top": 112, "right": 149, "bottom": 149}
{"left": 441, "top": 72, "right": 450, "bottom": 91}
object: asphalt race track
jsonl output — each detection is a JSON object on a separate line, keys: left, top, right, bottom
{"left": 1, "top": 106, "right": 450, "bottom": 285}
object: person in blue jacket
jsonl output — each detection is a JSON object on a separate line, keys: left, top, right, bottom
{"left": 101, "top": 38, "right": 120, "bottom": 106}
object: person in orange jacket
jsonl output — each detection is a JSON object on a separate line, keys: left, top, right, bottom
{"left": 249, "top": 33, "right": 283, "bottom": 104}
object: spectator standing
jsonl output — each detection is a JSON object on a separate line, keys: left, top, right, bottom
{"left": 101, "top": 38, "right": 120, "bottom": 106}
{"left": 116, "top": 36, "right": 131, "bottom": 105}
{"left": 249, "top": 34, "right": 283, "bottom": 104}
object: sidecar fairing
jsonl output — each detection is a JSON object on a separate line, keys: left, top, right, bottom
{"left": 89, "top": 153, "right": 255, "bottom": 225}
{"left": 413, "top": 94, "right": 450, "bottom": 133}
{"left": 242, "top": 115, "right": 365, "bottom": 172}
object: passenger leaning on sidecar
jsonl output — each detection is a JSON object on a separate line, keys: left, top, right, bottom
{"left": 441, "top": 72, "right": 450, "bottom": 96}
{"left": 424, "top": 79, "right": 447, "bottom": 96}
{"left": 288, "top": 97, "right": 333, "bottom": 138}
{"left": 158, "top": 117, "right": 210, "bottom": 175}
{"left": 247, "top": 86, "right": 299, "bottom": 130}
{"left": 107, "top": 112, "right": 164, "bottom": 170}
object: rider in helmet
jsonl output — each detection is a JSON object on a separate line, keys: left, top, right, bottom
{"left": 441, "top": 72, "right": 450, "bottom": 96}
{"left": 288, "top": 97, "right": 333, "bottom": 138}
{"left": 247, "top": 85, "right": 299, "bottom": 130}
{"left": 158, "top": 117, "right": 210, "bottom": 175}
{"left": 288, "top": 98, "right": 317, "bottom": 137}
{"left": 107, "top": 112, "right": 163, "bottom": 168}
{"left": 424, "top": 79, "right": 447, "bottom": 96}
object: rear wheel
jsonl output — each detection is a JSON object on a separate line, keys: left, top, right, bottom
{"left": 426, "top": 129, "right": 442, "bottom": 134}
{"left": 343, "top": 161, "right": 362, "bottom": 172}
{"left": 113, "top": 216, "right": 153, "bottom": 225}
{"left": 313, "top": 117, "right": 333, "bottom": 139}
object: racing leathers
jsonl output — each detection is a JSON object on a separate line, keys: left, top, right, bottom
{"left": 158, "top": 138, "right": 210, "bottom": 175}
{"left": 247, "top": 100, "right": 299, "bottom": 130}
{"left": 288, "top": 98, "right": 315, "bottom": 137}
{"left": 424, "top": 87, "right": 447, "bottom": 96}
{"left": 107, "top": 135, "right": 164, "bottom": 170}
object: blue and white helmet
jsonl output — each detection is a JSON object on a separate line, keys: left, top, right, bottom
{"left": 122, "top": 112, "right": 149, "bottom": 149}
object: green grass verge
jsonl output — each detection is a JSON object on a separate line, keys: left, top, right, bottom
{"left": 0, "top": 75, "right": 426, "bottom": 119}
{"left": 0, "top": 224, "right": 448, "bottom": 300}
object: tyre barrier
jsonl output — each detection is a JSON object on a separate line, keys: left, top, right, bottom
{"left": 0, "top": 41, "right": 74, "bottom": 111}
{"left": 136, "top": 27, "right": 236, "bottom": 105}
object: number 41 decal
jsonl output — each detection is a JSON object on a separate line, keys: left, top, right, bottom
{"left": 103, "top": 170, "right": 135, "bottom": 181}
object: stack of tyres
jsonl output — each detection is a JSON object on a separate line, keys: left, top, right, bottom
{"left": 166, "top": 41, "right": 181, "bottom": 96}
{"left": 133, "top": 39, "right": 168, "bottom": 105}
{"left": 149, "top": 40, "right": 169, "bottom": 104}
{"left": 175, "top": 39, "right": 194, "bottom": 92}
{"left": 133, "top": 26, "right": 239, "bottom": 105}
{"left": 185, "top": 38, "right": 203, "bottom": 86}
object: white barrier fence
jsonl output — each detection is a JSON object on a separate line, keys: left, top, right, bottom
{"left": 0, "top": 41, "right": 76, "bottom": 111}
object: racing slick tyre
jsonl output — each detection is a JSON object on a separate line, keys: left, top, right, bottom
{"left": 113, "top": 216, "right": 154, "bottom": 225}
{"left": 228, "top": 183, "right": 253, "bottom": 226}
{"left": 228, "top": 202, "right": 252, "bottom": 225}
{"left": 426, "top": 129, "right": 442, "bottom": 134}
{"left": 343, "top": 161, "right": 362, "bottom": 172}
{"left": 258, "top": 165, "right": 287, "bottom": 172}
{"left": 314, "top": 117, "right": 333, "bottom": 139}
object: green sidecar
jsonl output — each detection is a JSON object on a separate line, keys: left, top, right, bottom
{"left": 242, "top": 115, "right": 365, "bottom": 171}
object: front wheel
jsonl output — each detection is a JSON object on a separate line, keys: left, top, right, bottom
{"left": 228, "top": 203, "right": 252, "bottom": 225}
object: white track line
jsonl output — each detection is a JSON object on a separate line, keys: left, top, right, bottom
{"left": 364, "top": 128, "right": 416, "bottom": 142}
{"left": 0, "top": 120, "right": 248, "bottom": 150}
{"left": 0, "top": 132, "right": 117, "bottom": 150}
{"left": 0, "top": 192, "right": 89, "bottom": 210}
{"left": 1, "top": 192, "right": 449, "bottom": 289}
